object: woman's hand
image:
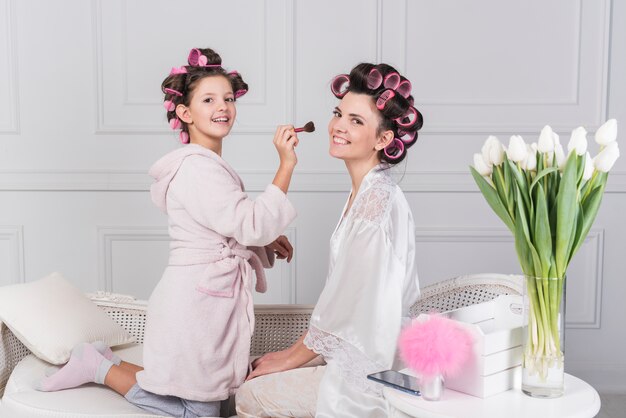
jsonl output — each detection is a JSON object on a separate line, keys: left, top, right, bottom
{"left": 246, "top": 355, "right": 295, "bottom": 381}
{"left": 267, "top": 235, "right": 294, "bottom": 262}
{"left": 273, "top": 125, "right": 299, "bottom": 168}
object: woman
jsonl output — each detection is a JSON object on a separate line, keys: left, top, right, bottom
{"left": 236, "top": 62, "right": 423, "bottom": 417}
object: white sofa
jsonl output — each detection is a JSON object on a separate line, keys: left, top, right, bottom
{"left": 0, "top": 274, "right": 522, "bottom": 417}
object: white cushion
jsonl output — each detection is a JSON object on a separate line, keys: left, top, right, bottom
{"left": 0, "top": 344, "right": 167, "bottom": 417}
{"left": 0, "top": 272, "right": 134, "bottom": 365}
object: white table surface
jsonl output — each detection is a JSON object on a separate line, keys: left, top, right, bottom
{"left": 384, "top": 373, "right": 601, "bottom": 418}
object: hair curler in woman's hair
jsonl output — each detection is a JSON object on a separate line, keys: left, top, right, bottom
{"left": 397, "top": 129, "right": 417, "bottom": 146}
{"left": 376, "top": 89, "right": 396, "bottom": 110}
{"left": 395, "top": 106, "right": 421, "bottom": 129}
{"left": 384, "top": 138, "right": 405, "bottom": 161}
{"left": 331, "top": 74, "right": 350, "bottom": 98}
{"left": 383, "top": 72, "right": 401, "bottom": 90}
{"left": 295, "top": 121, "right": 315, "bottom": 133}
{"left": 396, "top": 79, "right": 412, "bottom": 98}
{"left": 367, "top": 68, "right": 383, "bottom": 89}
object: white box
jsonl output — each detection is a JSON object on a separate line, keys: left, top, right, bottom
{"left": 416, "top": 294, "right": 523, "bottom": 398}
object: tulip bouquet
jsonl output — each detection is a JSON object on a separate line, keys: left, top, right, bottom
{"left": 470, "top": 120, "right": 619, "bottom": 393}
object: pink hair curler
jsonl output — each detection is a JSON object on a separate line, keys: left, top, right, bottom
{"left": 163, "top": 99, "right": 175, "bottom": 112}
{"left": 164, "top": 88, "right": 183, "bottom": 97}
{"left": 228, "top": 70, "right": 239, "bottom": 76}
{"left": 395, "top": 106, "right": 420, "bottom": 129}
{"left": 384, "top": 138, "right": 405, "bottom": 160}
{"left": 179, "top": 131, "right": 190, "bottom": 144}
{"left": 187, "top": 48, "right": 222, "bottom": 68}
{"left": 376, "top": 89, "right": 395, "bottom": 110}
{"left": 331, "top": 74, "right": 350, "bottom": 98}
{"left": 234, "top": 89, "right": 247, "bottom": 99}
{"left": 367, "top": 68, "right": 383, "bottom": 89}
{"left": 396, "top": 79, "right": 412, "bottom": 98}
{"left": 397, "top": 129, "right": 417, "bottom": 145}
{"left": 169, "top": 118, "right": 181, "bottom": 130}
{"left": 407, "top": 96, "right": 415, "bottom": 106}
{"left": 383, "top": 72, "right": 401, "bottom": 90}
{"left": 170, "top": 66, "right": 187, "bottom": 75}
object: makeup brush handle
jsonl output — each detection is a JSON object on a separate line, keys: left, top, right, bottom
{"left": 294, "top": 127, "right": 306, "bottom": 133}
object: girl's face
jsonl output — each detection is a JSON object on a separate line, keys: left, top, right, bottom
{"left": 177, "top": 75, "right": 236, "bottom": 142}
{"left": 327, "top": 92, "right": 391, "bottom": 162}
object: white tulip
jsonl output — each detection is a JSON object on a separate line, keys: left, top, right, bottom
{"left": 473, "top": 153, "right": 493, "bottom": 176}
{"left": 568, "top": 127, "right": 588, "bottom": 156}
{"left": 595, "top": 119, "right": 617, "bottom": 146}
{"left": 582, "top": 152, "right": 594, "bottom": 181}
{"left": 507, "top": 135, "right": 528, "bottom": 163}
{"left": 524, "top": 143, "right": 538, "bottom": 171}
{"left": 537, "top": 125, "right": 555, "bottom": 153}
{"left": 594, "top": 142, "right": 620, "bottom": 173}
{"left": 481, "top": 136, "right": 505, "bottom": 166}
{"left": 554, "top": 141, "right": 567, "bottom": 170}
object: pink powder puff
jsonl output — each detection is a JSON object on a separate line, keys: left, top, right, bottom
{"left": 399, "top": 315, "right": 473, "bottom": 378}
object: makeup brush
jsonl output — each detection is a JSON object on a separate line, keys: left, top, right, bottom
{"left": 294, "top": 121, "right": 315, "bottom": 133}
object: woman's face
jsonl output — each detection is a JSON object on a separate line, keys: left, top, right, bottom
{"left": 178, "top": 75, "right": 236, "bottom": 142}
{"left": 327, "top": 92, "right": 387, "bottom": 162}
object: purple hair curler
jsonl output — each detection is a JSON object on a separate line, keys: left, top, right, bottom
{"left": 331, "top": 74, "right": 350, "bottom": 98}
{"left": 164, "top": 88, "right": 183, "bottom": 97}
{"left": 376, "top": 89, "right": 396, "bottom": 110}
{"left": 396, "top": 79, "right": 412, "bottom": 98}
{"left": 383, "top": 72, "right": 401, "bottom": 90}
{"left": 384, "top": 138, "right": 405, "bottom": 160}
{"left": 367, "top": 68, "right": 383, "bottom": 89}
{"left": 395, "top": 106, "right": 420, "bottom": 129}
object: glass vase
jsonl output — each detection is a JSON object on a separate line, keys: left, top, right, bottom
{"left": 522, "top": 275, "right": 566, "bottom": 398}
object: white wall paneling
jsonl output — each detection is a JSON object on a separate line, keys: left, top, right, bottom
{"left": 0, "top": 225, "right": 24, "bottom": 285}
{"left": 97, "top": 226, "right": 170, "bottom": 299}
{"left": 382, "top": 0, "right": 611, "bottom": 134}
{"left": 414, "top": 227, "right": 604, "bottom": 329}
{"left": 94, "top": 0, "right": 294, "bottom": 134}
{"left": 0, "top": 0, "right": 19, "bottom": 133}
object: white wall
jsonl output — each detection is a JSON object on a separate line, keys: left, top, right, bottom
{"left": 0, "top": 0, "right": 625, "bottom": 391}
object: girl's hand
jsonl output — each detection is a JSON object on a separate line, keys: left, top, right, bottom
{"left": 273, "top": 125, "right": 299, "bottom": 167}
{"left": 267, "top": 235, "right": 294, "bottom": 262}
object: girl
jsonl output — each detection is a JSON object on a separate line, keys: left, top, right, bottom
{"left": 235, "top": 62, "right": 423, "bottom": 418}
{"left": 38, "top": 47, "right": 299, "bottom": 418}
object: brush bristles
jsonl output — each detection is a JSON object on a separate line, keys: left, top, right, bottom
{"left": 302, "top": 121, "right": 315, "bottom": 132}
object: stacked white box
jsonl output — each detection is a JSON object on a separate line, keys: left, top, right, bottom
{"left": 416, "top": 294, "right": 523, "bottom": 398}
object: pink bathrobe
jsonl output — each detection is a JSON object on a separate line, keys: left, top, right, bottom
{"left": 136, "top": 144, "right": 296, "bottom": 401}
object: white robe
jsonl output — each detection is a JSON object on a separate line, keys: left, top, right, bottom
{"left": 304, "top": 164, "right": 420, "bottom": 417}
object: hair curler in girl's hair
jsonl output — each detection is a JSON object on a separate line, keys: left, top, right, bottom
{"left": 179, "top": 131, "right": 190, "bottom": 144}
{"left": 234, "top": 89, "right": 247, "bottom": 99}
{"left": 376, "top": 89, "right": 396, "bottom": 110}
{"left": 384, "top": 138, "right": 405, "bottom": 161}
{"left": 187, "top": 48, "right": 221, "bottom": 68}
{"left": 367, "top": 68, "right": 383, "bottom": 89}
{"left": 295, "top": 121, "right": 315, "bottom": 133}
{"left": 170, "top": 66, "right": 188, "bottom": 75}
{"left": 383, "top": 72, "right": 401, "bottom": 90}
{"left": 164, "top": 88, "right": 183, "bottom": 97}
{"left": 163, "top": 99, "right": 176, "bottom": 112}
{"left": 331, "top": 74, "right": 350, "bottom": 98}
{"left": 169, "top": 118, "right": 182, "bottom": 130}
